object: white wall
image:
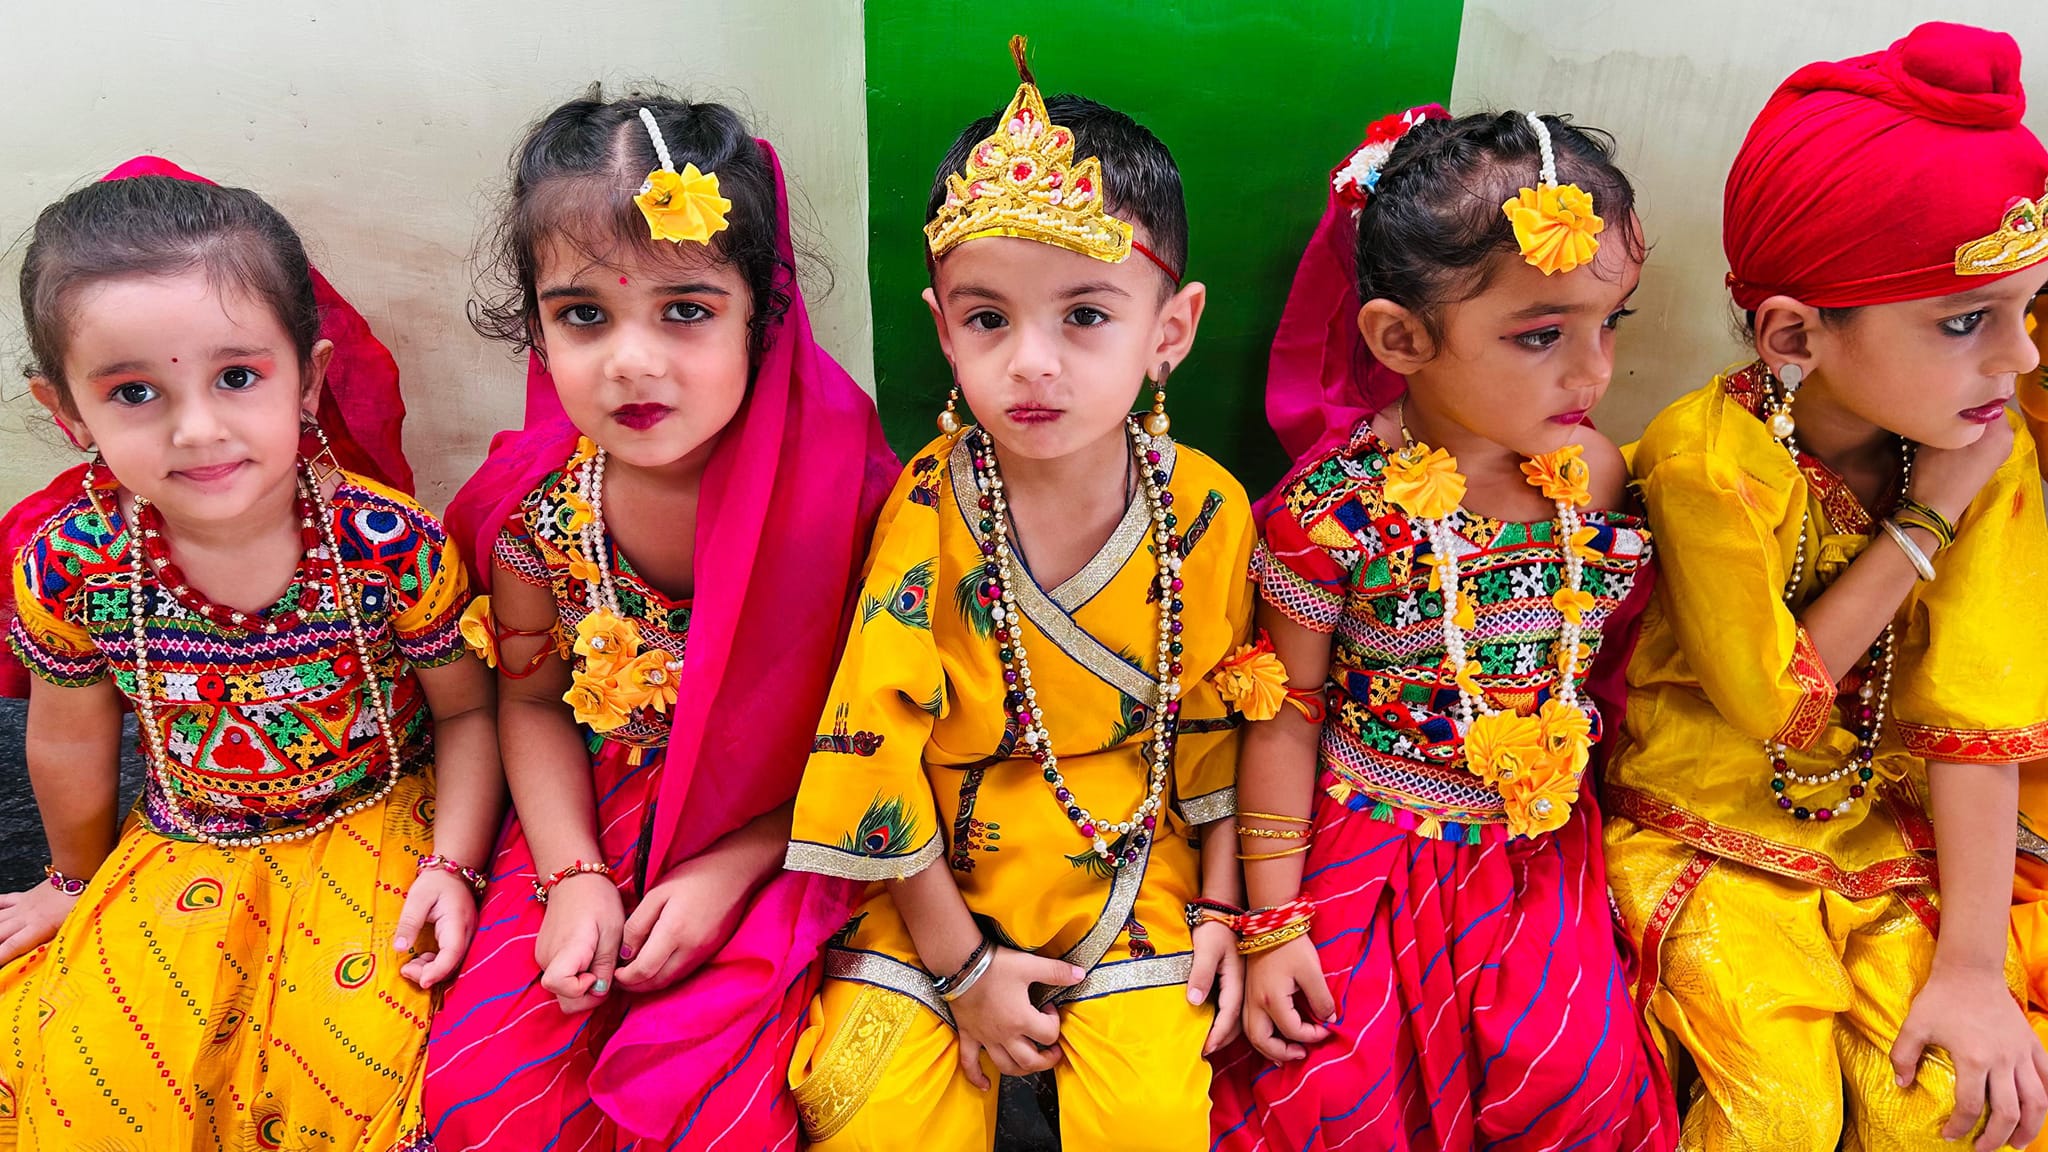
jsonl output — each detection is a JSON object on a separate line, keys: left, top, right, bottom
{"left": 1451, "top": 1, "right": 2048, "bottom": 439}
{"left": 0, "top": 0, "right": 871, "bottom": 511}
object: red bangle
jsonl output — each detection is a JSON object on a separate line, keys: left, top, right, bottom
{"left": 419, "top": 854, "right": 487, "bottom": 897}
{"left": 43, "top": 865, "right": 86, "bottom": 897}
{"left": 1232, "top": 896, "right": 1315, "bottom": 938}
{"left": 532, "top": 860, "right": 613, "bottom": 904}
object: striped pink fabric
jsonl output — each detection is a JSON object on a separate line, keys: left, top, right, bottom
{"left": 1209, "top": 787, "right": 1678, "bottom": 1151}
{"left": 423, "top": 744, "right": 814, "bottom": 1151}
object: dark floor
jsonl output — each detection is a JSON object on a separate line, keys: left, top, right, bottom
{"left": 0, "top": 698, "right": 1061, "bottom": 1148}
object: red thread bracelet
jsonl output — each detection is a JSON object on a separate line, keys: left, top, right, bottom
{"left": 532, "top": 860, "right": 613, "bottom": 904}
{"left": 1232, "top": 896, "right": 1316, "bottom": 938}
{"left": 418, "top": 854, "right": 487, "bottom": 896}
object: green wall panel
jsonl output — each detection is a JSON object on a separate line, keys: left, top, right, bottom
{"left": 863, "top": 0, "right": 1465, "bottom": 492}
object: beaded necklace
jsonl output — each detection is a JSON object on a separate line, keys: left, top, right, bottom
{"left": 966, "top": 418, "right": 1177, "bottom": 866}
{"left": 1761, "top": 383, "right": 1904, "bottom": 822}
{"left": 90, "top": 462, "right": 404, "bottom": 847}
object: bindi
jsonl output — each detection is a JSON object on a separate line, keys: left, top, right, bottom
{"left": 619, "top": 276, "right": 630, "bottom": 286}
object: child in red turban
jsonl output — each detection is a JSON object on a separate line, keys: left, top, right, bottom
{"left": 1605, "top": 21, "right": 2048, "bottom": 1152}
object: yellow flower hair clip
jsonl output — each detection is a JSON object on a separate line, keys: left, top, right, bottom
{"left": 1501, "top": 113, "right": 1603, "bottom": 276}
{"left": 633, "top": 107, "right": 732, "bottom": 245}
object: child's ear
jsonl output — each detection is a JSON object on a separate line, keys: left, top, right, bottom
{"left": 301, "top": 339, "right": 336, "bottom": 419}
{"left": 1151, "top": 280, "right": 1207, "bottom": 370}
{"left": 28, "top": 374, "right": 91, "bottom": 452}
{"left": 1358, "top": 300, "right": 1437, "bottom": 375}
{"left": 1753, "top": 294, "right": 1818, "bottom": 378}
{"left": 923, "top": 287, "right": 957, "bottom": 368}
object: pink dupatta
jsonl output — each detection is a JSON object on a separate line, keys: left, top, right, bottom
{"left": 440, "top": 139, "right": 898, "bottom": 1137}
{"left": 0, "top": 156, "right": 412, "bottom": 699}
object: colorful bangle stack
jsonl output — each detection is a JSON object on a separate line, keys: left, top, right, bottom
{"left": 418, "top": 854, "right": 487, "bottom": 897}
{"left": 1232, "top": 897, "right": 1316, "bottom": 956}
{"left": 1892, "top": 498, "right": 1957, "bottom": 551}
{"left": 43, "top": 865, "right": 86, "bottom": 897}
{"left": 1237, "top": 810, "right": 1312, "bottom": 860}
{"left": 933, "top": 937, "right": 996, "bottom": 1002}
{"left": 531, "top": 859, "right": 613, "bottom": 904}
{"left": 1185, "top": 897, "right": 1245, "bottom": 930}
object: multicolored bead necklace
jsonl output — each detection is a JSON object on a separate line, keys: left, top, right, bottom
{"left": 1762, "top": 380, "right": 1905, "bottom": 822}
{"left": 92, "top": 462, "right": 405, "bottom": 847}
{"left": 967, "top": 418, "right": 1179, "bottom": 866}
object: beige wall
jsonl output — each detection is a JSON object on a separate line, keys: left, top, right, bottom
{"left": 0, "top": 0, "right": 871, "bottom": 511}
{"left": 1451, "top": 2, "right": 2048, "bottom": 440}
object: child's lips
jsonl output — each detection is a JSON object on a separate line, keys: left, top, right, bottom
{"left": 612, "top": 403, "right": 673, "bottom": 431}
{"left": 172, "top": 461, "right": 247, "bottom": 484}
{"left": 1959, "top": 398, "right": 2010, "bottom": 424}
{"left": 1006, "top": 406, "right": 1063, "bottom": 425}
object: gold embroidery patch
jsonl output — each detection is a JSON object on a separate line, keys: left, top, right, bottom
{"left": 1955, "top": 192, "right": 2048, "bottom": 276}
{"left": 793, "top": 985, "right": 919, "bottom": 1141}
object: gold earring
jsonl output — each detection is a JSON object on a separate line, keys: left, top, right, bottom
{"left": 1141, "top": 361, "right": 1172, "bottom": 437}
{"left": 937, "top": 386, "right": 969, "bottom": 435}
{"left": 303, "top": 414, "right": 342, "bottom": 482}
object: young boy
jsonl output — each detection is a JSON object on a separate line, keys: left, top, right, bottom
{"left": 785, "top": 37, "right": 1255, "bottom": 1151}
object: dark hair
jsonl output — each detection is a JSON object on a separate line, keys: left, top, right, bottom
{"left": 19, "top": 176, "right": 320, "bottom": 403}
{"left": 1356, "top": 111, "right": 1644, "bottom": 338}
{"left": 1740, "top": 306, "right": 1861, "bottom": 336}
{"left": 473, "top": 85, "right": 788, "bottom": 357}
{"left": 926, "top": 93, "right": 1188, "bottom": 292}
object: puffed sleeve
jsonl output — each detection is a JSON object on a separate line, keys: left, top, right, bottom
{"left": 355, "top": 488, "right": 471, "bottom": 669}
{"left": 1251, "top": 455, "right": 1397, "bottom": 634}
{"left": 7, "top": 523, "right": 107, "bottom": 688}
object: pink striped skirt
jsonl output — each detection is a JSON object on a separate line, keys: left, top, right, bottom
{"left": 423, "top": 743, "right": 811, "bottom": 1152}
{"left": 1209, "top": 785, "right": 1678, "bottom": 1152}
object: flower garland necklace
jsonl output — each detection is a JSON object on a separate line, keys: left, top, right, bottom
{"left": 1381, "top": 410, "right": 1599, "bottom": 839}
{"left": 559, "top": 439, "right": 684, "bottom": 733}
{"left": 1761, "top": 385, "right": 1904, "bottom": 822}
{"left": 967, "top": 418, "right": 1178, "bottom": 866}
{"left": 90, "top": 462, "right": 405, "bottom": 848}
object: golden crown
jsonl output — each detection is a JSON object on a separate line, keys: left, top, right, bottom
{"left": 924, "top": 37, "right": 1135, "bottom": 267}
{"left": 1955, "top": 189, "right": 2048, "bottom": 277}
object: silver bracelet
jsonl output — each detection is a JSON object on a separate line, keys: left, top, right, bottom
{"left": 1881, "top": 518, "right": 1938, "bottom": 582}
{"left": 937, "top": 943, "right": 997, "bottom": 1002}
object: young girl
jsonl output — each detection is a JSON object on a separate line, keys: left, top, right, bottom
{"left": 1210, "top": 109, "right": 1677, "bottom": 1151}
{"left": 783, "top": 42, "right": 1253, "bottom": 1151}
{"left": 1603, "top": 22, "right": 2048, "bottom": 1151}
{"left": 0, "top": 161, "right": 497, "bottom": 1149}
{"left": 421, "top": 91, "right": 897, "bottom": 1150}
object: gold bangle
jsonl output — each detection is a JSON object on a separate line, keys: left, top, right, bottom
{"left": 1236, "top": 920, "right": 1313, "bottom": 956}
{"left": 1238, "top": 810, "right": 1312, "bottom": 825}
{"left": 1237, "top": 826, "right": 1308, "bottom": 839}
{"left": 1237, "top": 844, "right": 1311, "bottom": 861}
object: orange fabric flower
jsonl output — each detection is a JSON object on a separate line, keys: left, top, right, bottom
{"left": 1568, "top": 525, "right": 1604, "bottom": 564}
{"left": 1383, "top": 444, "right": 1466, "bottom": 520}
{"left": 1452, "top": 596, "right": 1476, "bottom": 631}
{"left": 1502, "top": 183, "right": 1604, "bottom": 276}
{"left": 1211, "top": 636, "right": 1291, "bottom": 721}
{"left": 1453, "top": 659, "right": 1486, "bottom": 700}
{"left": 567, "top": 436, "right": 600, "bottom": 469}
{"left": 1502, "top": 758, "right": 1579, "bottom": 838}
{"left": 459, "top": 597, "right": 497, "bottom": 668}
{"left": 612, "top": 649, "right": 682, "bottom": 715}
{"left": 636, "top": 164, "right": 732, "bottom": 245}
{"left": 1463, "top": 711, "right": 1544, "bottom": 787}
{"left": 1537, "top": 698, "right": 1592, "bottom": 756}
{"left": 567, "top": 550, "right": 603, "bottom": 586}
{"left": 565, "top": 671, "right": 633, "bottom": 732}
{"left": 1521, "top": 444, "right": 1592, "bottom": 507}
{"left": 572, "top": 609, "right": 641, "bottom": 675}
{"left": 562, "top": 491, "right": 595, "bottom": 535}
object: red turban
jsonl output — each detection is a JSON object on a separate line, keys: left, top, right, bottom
{"left": 1724, "top": 21, "right": 2048, "bottom": 309}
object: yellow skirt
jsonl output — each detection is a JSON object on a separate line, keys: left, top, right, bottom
{"left": 0, "top": 774, "right": 436, "bottom": 1152}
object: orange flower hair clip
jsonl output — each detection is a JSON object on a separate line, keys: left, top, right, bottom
{"left": 633, "top": 107, "right": 732, "bottom": 245}
{"left": 1502, "top": 113, "right": 1603, "bottom": 276}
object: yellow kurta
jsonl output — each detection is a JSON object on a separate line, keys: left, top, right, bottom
{"left": 784, "top": 430, "right": 1254, "bottom": 1150}
{"left": 1607, "top": 365, "right": 2048, "bottom": 1149}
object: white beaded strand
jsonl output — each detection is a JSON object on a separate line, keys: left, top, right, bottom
{"left": 118, "top": 466, "right": 403, "bottom": 848}
{"left": 970, "top": 419, "right": 1177, "bottom": 865}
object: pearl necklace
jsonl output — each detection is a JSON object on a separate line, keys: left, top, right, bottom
{"left": 568, "top": 444, "right": 680, "bottom": 687}
{"left": 967, "top": 419, "right": 1179, "bottom": 866}
{"left": 100, "top": 464, "right": 404, "bottom": 848}
{"left": 1762, "top": 389, "right": 1905, "bottom": 822}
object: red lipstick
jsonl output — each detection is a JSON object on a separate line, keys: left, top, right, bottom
{"left": 1959, "top": 399, "right": 2009, "bottom": 425}
{"left": 613, "top": 403, "right": 673, "bottom": 431}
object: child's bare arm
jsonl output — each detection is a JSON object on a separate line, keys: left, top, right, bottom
{"left": 0, "top": 678, "right": 123, "bottom": 964}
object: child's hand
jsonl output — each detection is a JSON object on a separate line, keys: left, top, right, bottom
{"left": 393, "top": 868, "right": 478, "bottom": 988}
{"left": 534, "top": 872, "right": 626, "bottom": 1013}
{"left": 1188, "top": 919, "right": 1244, "bottom": 1056}
{"left": 1243, "top": 933, "right": 1334, "bottom": 1063}
{"left": 1891, "top": 963, "right": 2048, "bottom": 1151}
{"left": 950, "top": 948, "right": 1086, "bottom": 1090}
{"left": 1909, "top": 413, "right": 2014, "bottom": 524}
{"left": 613, "top": 857, "right": 746, "bottom": 994}
{"left": 0, "top": 882, "right": 79, "bottom": 966}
